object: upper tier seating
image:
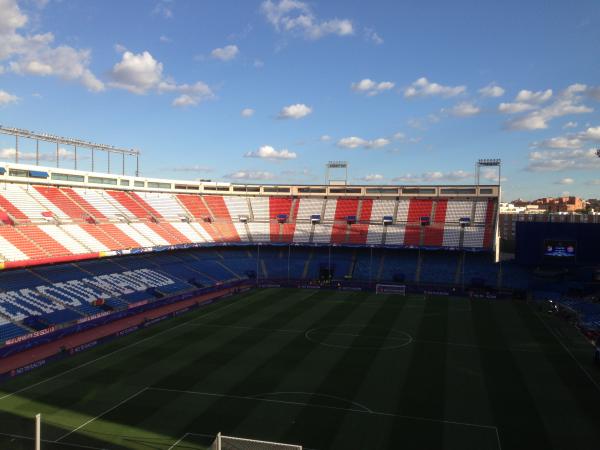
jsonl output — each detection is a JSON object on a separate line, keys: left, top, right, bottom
{"left": 0, "top": 181, "right": 497, "bottom": 268}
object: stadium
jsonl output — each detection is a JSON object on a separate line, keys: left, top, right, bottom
{"left": 2, "top": 1, "right": 600, "bottom": 448}
{"left": 0, "top": 125, "right": 598, "bottom": 450}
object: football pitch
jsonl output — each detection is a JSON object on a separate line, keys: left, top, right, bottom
{"left": 0, "top": 288, "right": 599, "bottom": 450}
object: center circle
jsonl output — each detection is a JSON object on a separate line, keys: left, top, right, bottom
{"left": 305, "top": 325, "right": 413, "bottom": 350}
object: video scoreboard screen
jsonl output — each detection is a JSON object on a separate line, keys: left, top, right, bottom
{"left": 543, "top": 240, "right": 576, "bottom": 259}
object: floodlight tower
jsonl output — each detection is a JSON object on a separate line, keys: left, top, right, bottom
{"left": 475, "top": 158, "right": 502, "bottom": 186}
{"left": 326, "top": 161, "right": 348, "bottom": 185}
{"left": 475, "top": 158, "right": 502, "bottom": 263}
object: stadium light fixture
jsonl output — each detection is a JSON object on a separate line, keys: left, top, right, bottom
{"left": 326, "top": 160, "right": 348, "bottom": 185}
{"left": 477, "top": 158, "right": 501, "bottom": 166}
{"left": 0, "top": 124, "right": 140, "bottom": 176}
{"left": 475, "top": 158, "right": 502, "bottom": 185}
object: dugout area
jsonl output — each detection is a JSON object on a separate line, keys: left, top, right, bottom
{"left": 0, "top": 288, "right": 599, "bottom": 450}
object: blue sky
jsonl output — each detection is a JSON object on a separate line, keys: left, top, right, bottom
{"left": 1, "top": 0, "right": 600, "bottom": 200}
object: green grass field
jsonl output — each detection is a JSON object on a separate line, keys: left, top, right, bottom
{"left": 1, "top": 288, "right": 599, "bottom": 450}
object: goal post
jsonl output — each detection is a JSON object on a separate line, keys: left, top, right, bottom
{"left": 211, "top": 433, "right": 302, "bottom": 450}
{"left": 35, "top": 413, "right": 41, "bottom": 450}
{"left": 375, "top": 283, "right": 406, "bottom": 295}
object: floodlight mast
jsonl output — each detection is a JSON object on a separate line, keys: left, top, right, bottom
{"left": 475, "top": 158, "right": 501, "bottom": 263}
{"left": 475, "top": 158, "right": 501, "bottom": 186}
{"left": 0, "top": 125, "right": 141, "bottom": 176}
{"left": 326, "top": 160, "right": 348, "bottom": 185}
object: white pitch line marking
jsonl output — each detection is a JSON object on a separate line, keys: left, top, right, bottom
{"left": 167, "top": 432, "right": 189, "bottom": 450}
{"left": 55, "top": 387, "right": 149, "bottom": 442}
{"left": 149, "top": 386, "right": 498, "bottom": 432}
{"left": 0, "top": 294, "right": 250, "bottom": 403}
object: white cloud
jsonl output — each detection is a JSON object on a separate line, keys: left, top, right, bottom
{"left": 109, "top": 51, "right": 163, "bottom": 94}
{"left": 337, "top": 136, "right": 390, "bottom": 149}
{"left": 260, "top": 0, "right": 353, "bottom": 40}
{"left": 109, "top": 50, "right": 214, "bottom": 106}
{"left": 225, "top": 170, "right": 275, "bottom": 180}
{"left": 449, "top": 102, "right": 480, "bottom": 117}
{"left": 159, "top": 35, "right": 172, "bottom": 43}
{"left": 152, "top": 0, "right": 173, "bottom": 18}
{"left": 241, "top": 108, "right": 255, "bottom": 117}
{"left": 526, "top": 148, "right": 600, "bottom": 171}
{"left": 556, "top": 177, "right": 574, "bottom": 185}
{"left": 515, "top": 89, "right": 553, "bottom": 104}
{"left": 0, "top": 89, "right": 18, "bottom": 105}
{"left": 392, "top": 173, "right": 421, "bottom": 183}
{"left": 0, "top": 0, "right": 104, "bottom": 92}
{"left": 364, "top": 28, "right": 383, "bottom": 45}
{"left": 253, "top": 59, "right": 264, "bottom": 68}
{"left": 579, "top": 125, "right": 600, "bottom": 140}
{"left": 422, "top": 170, "right": 472, "bottom": 182}
{"left": 505, "top": 84, "right": 592, "bottom": 131}
{"left": 498, "top": 102, "right": 536, "bottom": 114}
{"left": 171, "top": 164, "right": 213, "bottom": 173}
{"left": 320, "top": 134, "right": 331, "bottom": 141}
{"left": 393, "top": 132, "right": 405, "bottom": 140}
{"left": 563, "top": 121, "right": 578, "bottom": 129}
{"left": 0, "top": 146, "right": 75, "bottom": 161}
{"left": 478, "top": 83, "right": 504, "bottom": 98}
{"left": 211, "top": 45, "right": 239, "bottom": 61}
{"left": 278, "top": 103, "right": 312, "bottom": 119}
{"left": 351, "top": 78, "right": 394, "bottom": 96}
{"left": 481, "top": 168, "right": 507, "bottom": 182}
{"left": 357, "top": 173, "right": 384, "bottom": 182}
{"left": 244, "top": 145, "right": 297, "bottom": 160}
{"left": 392, "top": 170, "right": 472, "bottom": 183}
{"left": 172, "top": 94, "right": 198, "bottom": 107}
{"left": 404, "top": 77, "right": 466, "bottom": 98}
{"left": 530, "top": 124, "right": 600, "bottom": 151}
{"left": 532, "top": 136, "right": 583, "bottom": 149}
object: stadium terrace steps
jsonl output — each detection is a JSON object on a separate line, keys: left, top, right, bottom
{"left": 58, "top": 224, "right": 108, "bottom": 252}
{"left": 203, "top": 196, "right": 241, "bottom": 242}
{"left": 0, "top": 226, "right": 46, "bottom": 259}
{"left": 108, "top": 190, "right": 154, "bottom": 219}
{"left": 115, "top": 223, "right": 155, "bottom": 247}
{"left": 39, "top": 224, "right": 90, "bottom": 254}
{"left": 348, "top": 198, "right": 372, "bottom": 245}
{"left": 61, "top": 187, "right": 107, "bottom": 219}
{"left": 249, "top": 197, "right": 269, "bottom": 222}
{"left": 34, "top": 186, "right": 90, "bottom": 219}
{"left": 0, "top": 233, "right": 29, "bottom": 261}
{"left": 169, "top": 221, "right": 206, "bottom": 243}
{"left": 176, "top": 194, "right": 222, "bottom": 241}
{"left": 0, "top": 180, "right": 498, "bottom": 267}
{"left": 80, "top": 223, "right": 123, "bottom": 250}
{"left": 17, "top": 225, "right": 68, "bottom": 257}
{"left": 1, "top": 184, "right": 53, "bottom": 221}
{"left": 72, "top": 188, "right": 126, "bottom": 219}
{"left": 138, "top": 192, "right": 188, "bottom": 219}
{"left": 0, "top": 192, "right": 28, "bottom": 221}
{"left": 269, "top": 197, "right": 294, "bottom": 242}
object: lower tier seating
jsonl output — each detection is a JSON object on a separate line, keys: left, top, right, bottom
{"left": 0, "top": 245, "right": 534, "bottom": 344}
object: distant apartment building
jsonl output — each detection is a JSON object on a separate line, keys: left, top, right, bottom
{"left": 531, "top": 196, "right": 586, "bottom": 213}
{"left": 499, "top": 202, "right": 544, "bottom": 214}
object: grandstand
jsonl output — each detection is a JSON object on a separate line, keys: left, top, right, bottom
{"left": 0, "top": 162, "right": 499, "bottom": 270}
{"left": 0, "top": 161, "right": 501, "bottom": 345}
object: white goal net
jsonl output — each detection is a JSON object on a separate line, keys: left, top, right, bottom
{"left": 375, "top": 284, "right": 406, "bottom": 295}
{"left": 211, "top": 433, "right": 302, "bottom": 450}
